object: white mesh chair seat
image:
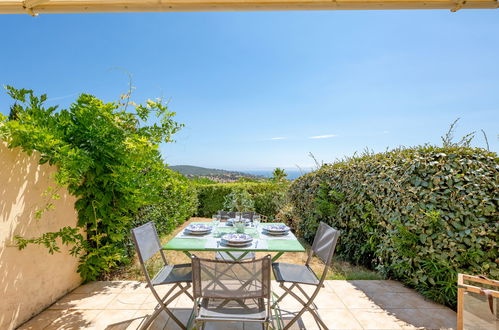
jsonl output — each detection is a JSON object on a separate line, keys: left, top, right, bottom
{"left": 215, "top": 251, "right": 256, "bottom": 261}
{"left": 198, "top": 298, "right": 267, "bottom": 320}
{"left": 272, "top": 263, "right": 320, "bottom": 286}
{"left": 151, "top": 263, "right": 192, "bottom": 285}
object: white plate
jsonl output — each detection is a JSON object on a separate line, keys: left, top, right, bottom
{"left": 263, "top": 229, "right": 289, "bottom": 236}
{"left": 186, "top": 224, "right": 212, "bottom": 232}
{"left": 222, "top": 233, "right": 253, "bottom": 244}
{"left": 264, "top": 224, "right": 290, "bottom": 232}
{"left": 221, "top": 240, "right": 253, "bottom": 247}
{"left": 184, "top": 229, "right": 211, "bottom": 235}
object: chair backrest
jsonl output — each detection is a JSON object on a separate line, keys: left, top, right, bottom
{"left": 192, "top": 255, "right": 271, "bottom": 300}
{"left": 242, "top": 211, "right": 255, "bottom": 221}
{"left": 131, "top": 222, "right": 163, "bottom": 263}
{"left": 308, "top": 222, "right": 340, "bottom": 267}
{"left": 217, "top": 211, "right": 235, "bottom": 221}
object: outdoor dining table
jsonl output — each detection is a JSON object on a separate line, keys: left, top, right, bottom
{"left": 163, "top": 221, "right": 305, "bottom": 329}
{"left": 162, "top": 221, "right": 305, "bottom": 261}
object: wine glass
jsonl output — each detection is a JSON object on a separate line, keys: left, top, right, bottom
{"left": 212, "top": 215, "right": 220, "bottom": 236}
{"left": 253, "top": 214, "right": 261, "bottom": 230}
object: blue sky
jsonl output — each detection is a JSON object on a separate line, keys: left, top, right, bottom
{"left": 1, "top": 10, "right": 498, "bottom": 170}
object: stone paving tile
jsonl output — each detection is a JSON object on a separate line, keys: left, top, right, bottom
{"left": 385, "top": 308, "right": 457, "bottom": 329}
{"left": 90, "top": 310, "right": 138, "bottom": 329}
{"left": 49, "top": 292, "right": 118, "bottom": 310}
{"left": 315, "top": 308, "right": 364, "bottom": 329}
{"left": 371, "top": 292, "right": 446, "bottom": 310}
{"left": 274, "top": 308, "right": 319, "bottom": 330}
{"left": 21, "top": 309, "right": 101, "bottom": 329}
{"left": 334, "top": 288, "right": 380, "bottom": 309}
{"left": 297, "top": 286, "right": 347, "bottom": 309}
{"left": 164, "top": 308, "right": 193, "bottom": 330}
{"left": 348, "top": 308, "right": 403, "bottom": 329}
{"left": 107, "top": 293, "right": 149, "bottom": 310}
{"left": 72, "top": 281, "right": 134, "bottom": 294}
{"left": 19, "top": 280, "right": 457, "bottom": 329}
{"left": 132, "top": 310, "right": 171, "bottom": 330}
{"left": 17, "top": 310, "right": 67, "bottom": 330}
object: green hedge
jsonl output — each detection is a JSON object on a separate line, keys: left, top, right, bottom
{"left": 195, "top": 182, "right": 287, "bottom": 220}
{"left": 288, "top": 146, "right": 498, "bottom": 308}
{"left": 133, "top": 169, "right": 198, "bottom": 237}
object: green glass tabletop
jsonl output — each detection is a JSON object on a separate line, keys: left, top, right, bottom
{"left": 162, "top": 222, "right": 305, "bottom": 253}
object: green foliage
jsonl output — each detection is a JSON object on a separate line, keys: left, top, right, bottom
{"left": 1, "top": 86, "right": 195, "bottom": 281}
{"left": 189, "top": 177, "right": 217, "bottom": 184}
{"left": 133, "top": 169, "right": 198, "bottom": 236}
{"left": 223, "top": 189, "right": 255, "bottom": 212}
{"left": 195, "top": 182, "right": 288, "bottom": 220}
{"left": 288, "top": 145, "right": 498, "bottom": 308}
{"left": 271, "top": 167, "right": 288, "bottom": 183}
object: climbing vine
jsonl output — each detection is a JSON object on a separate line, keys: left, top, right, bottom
{"left": 1, "top": 86, "right": 184, "bottom": 281}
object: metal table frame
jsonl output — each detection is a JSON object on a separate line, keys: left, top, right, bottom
{"left": 163, "top": 222, "right": 306, "bottom": 329}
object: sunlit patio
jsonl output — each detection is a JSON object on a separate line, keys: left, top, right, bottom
{"left": 18, "top": 280, "right": 456, "bottom": 329}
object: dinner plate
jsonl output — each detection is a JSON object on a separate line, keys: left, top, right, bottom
{"left": 184, "top": 224, "right": 212, "bottom": 235}
{"left": 264, "top": 224, "right": 290, "bottom": 232}
{"left": 222, "top": 233, "right": 253, "bottom": 244}
{"left": 262, "top": 229, "right": 289, "bottom": 236}
{"left": 186, "top": 224, "right": 212, "bottom": 232}
{"left": 184, "top": 228, "right": 211, "bottom": 235}
{"left": 221, "top": 240, "right": 253, "bottom": 247}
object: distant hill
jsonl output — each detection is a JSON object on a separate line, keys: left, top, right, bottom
{"left": 169, "top": 165, "right": 262, "bottom": 182}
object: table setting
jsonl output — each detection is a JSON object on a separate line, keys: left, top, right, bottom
{"left": 163, "top": 216, "right": 304, "bottom": 261}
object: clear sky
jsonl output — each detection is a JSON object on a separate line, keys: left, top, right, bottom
{"left": 1, "top": 10, "right": 498, "bottom": 170}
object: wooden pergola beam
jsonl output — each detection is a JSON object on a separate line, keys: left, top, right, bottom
{"left": 0, "top": 0, "right": 497, "bottom": 14}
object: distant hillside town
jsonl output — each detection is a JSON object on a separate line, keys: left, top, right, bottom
{"left": 169, "top": 165, "right": 263, "bottom": 183}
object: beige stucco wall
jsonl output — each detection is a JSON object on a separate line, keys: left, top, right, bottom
{"left": 0, "top": 143, "right": 82, "bottom": 330}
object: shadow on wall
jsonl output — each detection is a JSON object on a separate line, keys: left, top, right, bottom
{"left": 0, "top": 143, "right": 82, "bottom": 330}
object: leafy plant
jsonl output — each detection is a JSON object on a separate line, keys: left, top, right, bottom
{"left": 195, "top": 182, "right": 288, "bottom": 220}
{"left": 223, "top": 189, "right": 255, "bottom": 212}
{"left": 271, "top": 168, "right": 288, "bottom": 183}
{"left": 288, "top": 144, "right": 498, "bottom": 308}
{"left": 0, "top": 86, "right": 194, "bottom": 281}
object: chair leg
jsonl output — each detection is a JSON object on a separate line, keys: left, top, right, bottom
{"left": 280, "top": 284, "right": 328, "bottom": 330}
{"left": 143, "top": 282, "right": 192, "bottom": 330}
{"left": 271, "top": 283, "right": 296, "bottom": 308}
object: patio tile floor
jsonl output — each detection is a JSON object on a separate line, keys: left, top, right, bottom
{"left": 18, "top": 280, "right": 456, "bottom": 330}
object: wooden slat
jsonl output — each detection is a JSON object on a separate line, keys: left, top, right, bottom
{"left": 457, "top": 287, "right": 464, "bottom": 330}
{"left": 462, "top": 274, "right": 499, "bottom": 287}
{"left": 457, "top": 273, "right": 499, "bottom": 330}
{"left": 0, "top": 0, "right": 497, "bottom": 14}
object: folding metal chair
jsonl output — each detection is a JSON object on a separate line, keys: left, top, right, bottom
{"left": 131, "top": 222, "right": 194, "bottom": 329}
{"left": 190, "top": 255, "right": 272, "bottom": 329}
{"left": 242, "top": 211, "right": 255, "bottom": 221}
{"left": 217, "top": 210, "right": 235, "bottom": 221}
{"left": 272, "top": 222, "right": 340, "bottom": 330}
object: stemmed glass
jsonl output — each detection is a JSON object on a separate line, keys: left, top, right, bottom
{"left": 253, "top": 214, "right": 261, "bottom": 230}
{"left": 212, "top": 215, "right": 220, "bottom": 237}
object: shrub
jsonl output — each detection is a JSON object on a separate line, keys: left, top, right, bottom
{"left": 288, "top": 145, "right": 498, "bottom": 308}
{"left": 133, "top": 169, "right": 198, "bottom": 236}
{"left": 195, "top": 182, "right": 288, "bottom": 220}
{"left": 223, "top": 189, "right": 255, "bottom": 212}
{"left": 1, "top": 86, "right": 192, "bottom": 281}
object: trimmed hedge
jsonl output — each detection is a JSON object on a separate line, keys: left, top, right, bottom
{"left": 288, "top": 146, "right": 498, "bottom": 308}
{"left": 133, "top": 169, "right": 198, "bottom": 236}
{"left": 195, "top": 182, "right": 287, "bottom": 220}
